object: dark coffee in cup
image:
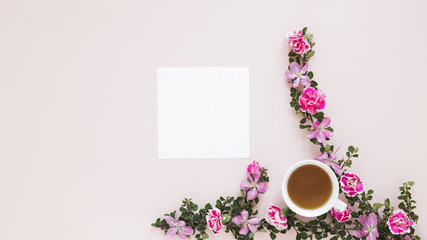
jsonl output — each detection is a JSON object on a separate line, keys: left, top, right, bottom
{"left": 287, "top": 164, "right": 332, "bottom": 209}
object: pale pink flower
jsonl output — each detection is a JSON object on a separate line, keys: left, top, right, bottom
{"left": 299, "top": 87, "right": 326, "bottom": 115}
{"left": 387, "top": 210, "right": 415, "bottom": 235}
{"left": 164, "top": 216, "right": 194, "bottom": 240}
{"left": 340, "top": 172, "right": 364, "bottom": 197}
{"left": 355, "top": 213, "right": 379, "bottom": 240}
{"left": 232, "top": 209, "right": 259, "bottom": 235}
{"left": 246, "top": 160, "right": 261, "bottom": 175}
{"left": 287, "top": 30, "right": 311, "bottom": 54}
{"left": 240, "top": 170, "right": 268, "bottom": 200}
{"left": 285, "top": 62, "right": 311, "bottom": 88}
{"left": 315, "top": 152, "right": 342, "bottom": 175}
{"left": 206, "top": 208, "right": 225, "bottom": 234}
{"left": 330, "top": 205, "right": 352, "bottom": 222}
{"left": 308, "top": 117, "right": 333, "bottom": 143}
{"left": 265, "top": 204, "right": 287, "bottom": 230}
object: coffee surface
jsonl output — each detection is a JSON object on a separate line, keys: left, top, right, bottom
{"left": 287, "top": 165, "right": 332, "bottom": 209}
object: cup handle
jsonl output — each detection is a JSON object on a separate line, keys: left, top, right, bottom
{"left": 333, "top": 199, "right": 347, "bottom": 211}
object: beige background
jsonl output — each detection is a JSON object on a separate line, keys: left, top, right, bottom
{"left": 1, "top": 0, "right": 426, "bottom": 239}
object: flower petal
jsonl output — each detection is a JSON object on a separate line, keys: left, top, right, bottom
{"left": 307, "top": 129, "right": 317, "bottom": 139}
{"left": 248, "top": 223, "right": 258, "bottom": 233}
{"left": 289, "top": 62, "right": 300, "bottom": 74}
{"left": 300, "top": 75, "right": 311, "bottom": 87}
{"left": 232, "top": 215, "right": 243, "bottom": 225}
{"left": 323, "top": 129, "right": 333, "bottom": 139}
{"left": 165, "top": 216, "right": 177, "bottom": 227}
{"left": 316, "top": 131, "right": 326, "bottom": 143}
{"left": 292, "top": 77, "right": 301, "bottom": 88}
{"left": 248, "top": 217, "right": 259, "bottom": 225}
{"left": 330, "top": 163, "right": 342, "bottom": 176}
{"left": 254, "top": 170, "right": 261, "bottom": 183}
{"left": 181, "top": 226, "right": 194, "bottom": 235}
{"left": 240, "top": 180, "right": 252, "bottom": 191}
{"left": 354, "top": 229, "right": 368, "bottom": 238}
{"left": 312, "top": 121, "right": 320, "bottom": 129}
{"left": 359, "top": 215, "right": 368, "bottom": 227}
{"left": 257, "top": 182, "right": 268, "bottom": 193}
{"left": 366, "top": 232, "right": 377, "bottom": 240}
{"left": 239, "top": 224, "right": 249, "bottom": 235}
{"left": 165, "top": 228, "right": 177, "bottom": 240}
{"left": 368, "top": 213, "right": 377, "bottom": 227}
{"left": 301, "top": 63, "right": 309, "bottom": 74}
{"left": 247, "top": 188, "right": 258, "bottom": 200}
{"left": 241, "top": 209, "right": 249, "bottom": 220}
{"left": 285, "top": 71, "right": 296, "bottom": 82}
{"left": 177, "top": 230, "right": 187, "bottom": 239}
{"left": 321, "top": 117, "right": 331, "bottom": 128}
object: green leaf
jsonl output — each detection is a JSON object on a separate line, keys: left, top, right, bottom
{"left": 222, "top": 214, "right": 231, "bottom": 223}
{"left": 348, "top": 146, "right": 355, "bottom": 153}
{"left": 299, "top": 232, "right": 308, "bottom": 239}
{"left": 368, "top": 189, "right": 374, "bottom": 195}
{"left": 300, "top": 118, "right": 307, "bottom": 124}
{"left": 303, "top": 33, "right": 313, "bottom": 41}
{"left": 259, "top": 228, "right": 267, "bottom": 233}
{"left": 288, "top": 51, "right": 297, "bottom": 57}
{"left": 307, "top": 71, "right": 314, "bottom": 79}
{"left": 306, "top": 50, "right": 315, "bottom": 59}
{"left": 338, "top": 230, "right": 346, "bottom": 236}
{"left": 281, "top": 207, "right": 290, "bottom": 217}
{"left": 270, "top": 232, "right": 277, "bottom": 240}
{"left": 408, "top": 181, "right": 415, "bottom": 186}
{"left": 302, "top": 27, "right": 308, "bottom": 35}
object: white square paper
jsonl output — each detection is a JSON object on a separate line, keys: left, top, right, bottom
{"left": 157, "top": 67, "right": 250, "bottom": 159}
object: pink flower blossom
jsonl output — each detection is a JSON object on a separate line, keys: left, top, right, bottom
{"left": 315, "top": 152, "right": 342, "bottom": 175}
{"left": 240, "top": 170, "right": 268, "bottom": 200}
{"left": 265, "top": 204, "right": 287, "bottom": 230}
{"left": 387, "top": 210, "right": 415, "bottom": 235}
{"left": 355, "top": 213, "right": 379, "bottom": 240}
{"left": 330, "top": 205, "right": 352, "bottom": 222}
{"left": 246, "top": 160, "right": 261, "bottom": 175}
{"left": 299, "top": 87, "right": 326, "bottom": 115}
{"left": 232, "top": 209, "right": 259, "bottom": 235}
{"left": 206, "top": 208, "right": 225, "bottom": 234}
{"left": 287, "top": 30, "right": 311, "bottom": 54}
{"left": 285, "top": 62, "right": 311, "bottom": 88}
{"left": 340, "top": 172, "right": 364, "bottom": 197}
{"left": 308, "top": 117, "right": 333, "bottom": 143}
{"left": 165, "top": 216, "right": 194, "bottom": 240}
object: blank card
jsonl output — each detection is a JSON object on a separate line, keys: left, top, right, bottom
{"left": 157, "top": 67, "right": 250, "bottom": 159}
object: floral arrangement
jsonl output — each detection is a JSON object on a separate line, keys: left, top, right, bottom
{"left": 152, "top": 27, "right": 420, "bottom": 240}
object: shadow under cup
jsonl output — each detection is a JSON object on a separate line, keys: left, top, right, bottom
{"left": 282, "top": 160, "right": 340, "bottom": 217}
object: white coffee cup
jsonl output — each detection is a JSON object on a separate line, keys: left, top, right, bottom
{"left": 282, "top": 159, "right": 347, "bottom": 217}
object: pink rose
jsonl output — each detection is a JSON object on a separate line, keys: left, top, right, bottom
{"left": 299, "top": 87, "right": 326, "bottom": 115}
{"left": 287, "top": 30, "right": 311, "bottom": 54}
{"left": 206, "top": 208, "right": 225, "bottom": 234}
{"left": 247, "top": 160, "right": 260, "bottom": 174}
{"left": 330, "top": 205, "right": 352, "bottom": 222}
{"left": 387, "top": 210, "right": 415, "bottom": 235}
{"left": 265, "top": 204, "right": 287, "bottom": 230}
{"left": 340, "top": 172, "right": 364, "bottom": 197}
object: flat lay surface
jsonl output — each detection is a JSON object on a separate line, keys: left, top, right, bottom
{"left": 0, "top": 0, "right": 426, "bottom": 239}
